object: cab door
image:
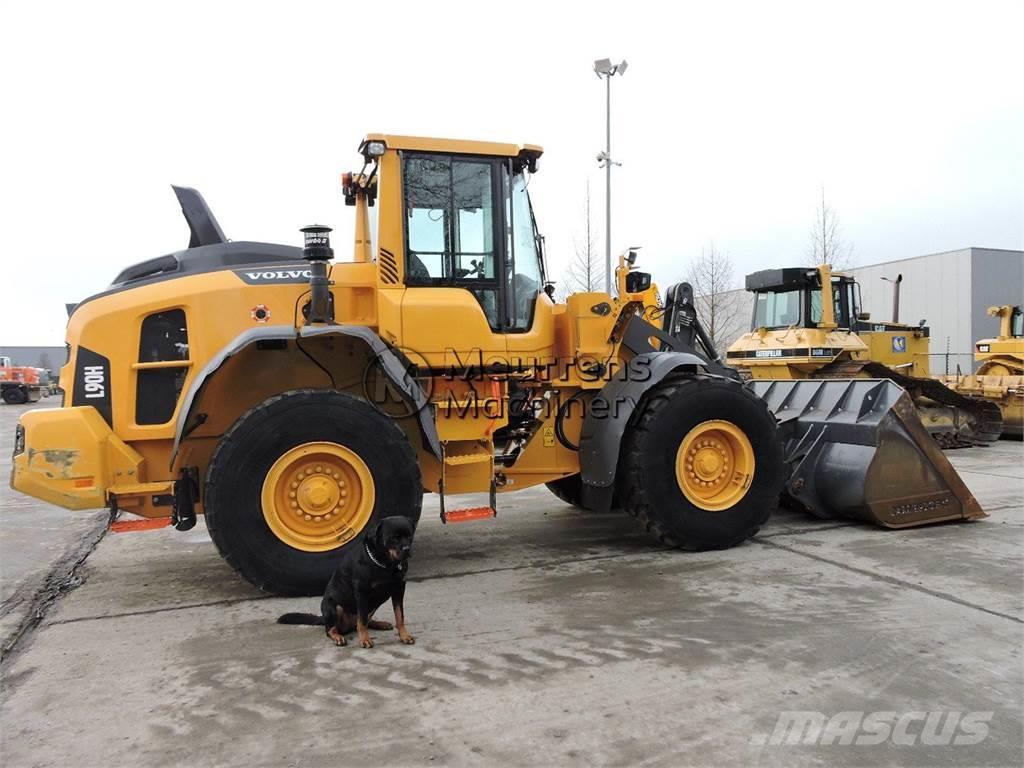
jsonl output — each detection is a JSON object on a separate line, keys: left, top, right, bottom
{"left": 399, "top": 153, "right": 509, "bottom": 370}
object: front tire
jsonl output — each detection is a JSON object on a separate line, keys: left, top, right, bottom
{"left": 204, "top": 389, "right": 422, "bottom": 596}
{"left": 618, "top": 374, "right": 783, "bottom": 550}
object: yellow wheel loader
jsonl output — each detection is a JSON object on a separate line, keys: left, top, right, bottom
{"left": 937, "top": 305, "right": 1023, "bottom": 436}
{"left": 727, "top": 265, "right": 1003, "bottom": 448}
{"left": 9, "top": 136, "right": 984, "bottom": 596}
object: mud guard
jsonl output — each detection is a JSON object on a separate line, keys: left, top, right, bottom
{"left": 578, "top": 351, "right": 711, "bottom": 511}
{"left": 170, "top": 324, "right": 441, "bottom": 466}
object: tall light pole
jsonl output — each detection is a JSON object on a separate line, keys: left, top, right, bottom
{"left": 594, "top": 57, "right": 627, "bottom": 295}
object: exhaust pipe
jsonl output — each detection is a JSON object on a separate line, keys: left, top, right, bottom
{"left": 301, "top": 224, "right": 334, "bottom": 325}
{"left": 883, "top": 273, "right": 903, "bottom": 323}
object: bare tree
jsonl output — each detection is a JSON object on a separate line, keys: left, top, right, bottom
{"left": 562, "top": 182, "right": 604, "bottom": 297}
{"left": 807, "top": 187, "right": 854, "bottom": 269}
{"left": 687, "top": 243, "right": 745, "bottom": 352}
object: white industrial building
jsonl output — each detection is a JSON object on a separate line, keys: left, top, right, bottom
{"left": 851, "top": 248, "right": 1022, "bottom": 374}
{"left": 718, "top": 247, "right": 1023, "bottom": 373}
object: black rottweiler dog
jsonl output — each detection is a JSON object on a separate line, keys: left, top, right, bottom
{"left": 278, "top": 516, "right": 416, "bottom": 648}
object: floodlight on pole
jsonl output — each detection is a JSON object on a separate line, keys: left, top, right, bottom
{"left": 593, "top": 57, "right": 628, "bottom": 294}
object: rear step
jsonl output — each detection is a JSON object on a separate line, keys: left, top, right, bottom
{"left": 111, "top": 517, "right": 173, "bottom": 533}
{"left": 747, "top": 378, "right": 985, "bottom": 528}
{"left": 438, "top": 440, "right": 498, "bottom": 524}
{"left": 439, "top": 478, "right": 498, "bottom": 524}
{"left": 442, "top": 507, "right": 496, "bottom": 524}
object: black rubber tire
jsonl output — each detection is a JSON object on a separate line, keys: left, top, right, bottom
{"left": 2, "top": 387, "right": 27, "bottom": 405}
{"left": 204, "top": 389, "right": 422, "bottom": 596}
{"left": 618, "top": 373, "right": 783, "bottom": 550}
{"left": 546, "top": 475, "right": 586, "bottom": 508}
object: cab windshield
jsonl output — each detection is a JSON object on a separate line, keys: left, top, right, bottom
{"left": 506, "top": 170, "right": 543, "bottom": 330}
{"left": 752, "top": 289, "right": 802, "bottom": 329}
{"left": 1012, "top": 309, "right": 1023, "bottom": 338}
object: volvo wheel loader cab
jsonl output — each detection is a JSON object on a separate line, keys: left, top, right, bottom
{"left": 937, "top": 305, "right": 1023, "bottom": 436}
{"left": 11, "top": 134, "right": 793, "bottom": 596}
{"left": 727, "top": 264, "right": 1002, "bottom": 447}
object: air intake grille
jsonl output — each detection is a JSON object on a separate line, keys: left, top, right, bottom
{"left": 379, "top": 248, "right": 399, "bottom": 284}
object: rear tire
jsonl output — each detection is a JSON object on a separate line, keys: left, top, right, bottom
{"left": 619, "top": 374, "right": 783, "bottom": 550}
{"left": 204, "top": 389, "right": 422, "bottom": 596}
{"left": 546, "top": 475, "right": 585, "bottom": 508}
{"left": 2, "top": 387, "right": 27, "bottom": 405}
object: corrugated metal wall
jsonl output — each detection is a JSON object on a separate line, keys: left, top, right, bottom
{"left": 970, "top": 249, "right": 1024, "bottom": 365}
{"left": 853, "top": 248, "right": 1023, "bottom": 374}
{"left": 853, "top": 249, "right": 974, "bottom": 374}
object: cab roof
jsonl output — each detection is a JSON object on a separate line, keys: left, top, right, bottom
{"left": 361, "top": 133, "right": 543, "bottom": 164}
{"left": 746, "top": 266, "right": 855, "bottom": 292}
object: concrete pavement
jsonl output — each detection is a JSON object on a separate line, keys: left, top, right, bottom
{"left": 0, "top": 397, "right": 1021, "bottom": 766}
{"left": 0, "top": 401, "right": 110, "bottom": 658}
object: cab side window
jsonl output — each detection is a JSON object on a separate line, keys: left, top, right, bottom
{"left": 809, "top": 284, "right": 851, "bottom": 328}
{"left": 136, "top": 309, "right": 190, "bottom": 425}
{"left": 404, "top": 154, "right": 500, "bottom": 328}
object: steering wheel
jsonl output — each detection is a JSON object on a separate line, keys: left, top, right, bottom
{"left": 456, "top": 259, "right": 487, "bottom": 279}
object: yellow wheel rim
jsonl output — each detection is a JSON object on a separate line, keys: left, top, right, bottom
{"left": 675, "top": 420, "right": 755, "bottom": 512}
{"left": 261, "top": 441, "right": 375, "bottom": 552}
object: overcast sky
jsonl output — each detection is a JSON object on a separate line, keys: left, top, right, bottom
{"left": 2, "top": 0, "right": 1021, "bottom": 346}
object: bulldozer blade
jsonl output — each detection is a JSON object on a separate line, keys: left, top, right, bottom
{"left": 747, "top": 379, "right": 986, "bottom": 528}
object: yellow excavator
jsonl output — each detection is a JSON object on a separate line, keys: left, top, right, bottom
{"left": 726, "top": 264, "right": 1003, "bottom": 447}
{"left": 937, "top": 305, "right": 1023, "bottom": 436}
{"left": 8, "top": 136, "right": 986, "bottom": 596}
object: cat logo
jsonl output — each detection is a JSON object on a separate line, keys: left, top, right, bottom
{"left": 892, "top": 336, "right": 907, "bottom": 353}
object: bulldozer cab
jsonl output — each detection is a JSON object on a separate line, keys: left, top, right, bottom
{"left": 747, "top": 266, "right": 859, "bottom": 332}
{"left": 727, "top": 266, "right": 868, "bottom": 377}
{"left": 730, "top": 264, "right": 932, "bottom": 378}
{"left": 986, "top": 305, "right": 1023, "bottom": 343}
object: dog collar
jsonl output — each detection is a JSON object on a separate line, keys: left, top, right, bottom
{"left": 365, "top": 540, "right": 389, "bottom": 569}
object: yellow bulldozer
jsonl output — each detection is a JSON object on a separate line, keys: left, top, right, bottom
{"left": 937, "top": 305, "right": 1023, "bottom": 436}
{"left": 9, "top": 135, "right": 985, "bottom": 596}
{"left": 726, "top": 264, "right": 1003, "bottom": 448}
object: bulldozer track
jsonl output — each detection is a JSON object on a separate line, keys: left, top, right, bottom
{"left": 813, "top": 360, "right": 1003, "bottom": 447}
